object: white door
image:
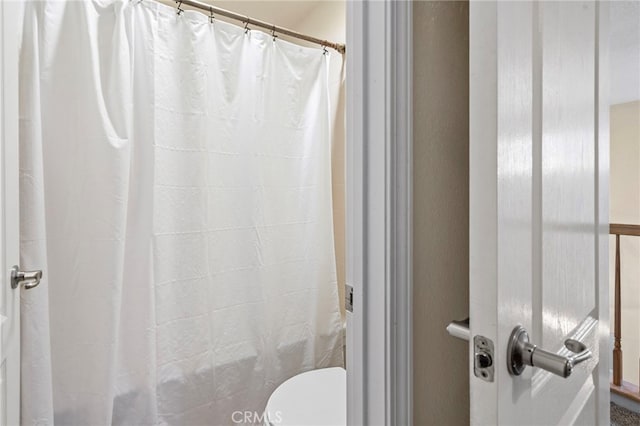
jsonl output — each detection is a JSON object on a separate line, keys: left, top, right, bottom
{"left": 470, "top": 1, "right": 610, "bottom": 425}
{"left": 1, "top": 1, "right": 22, "bottom": 424}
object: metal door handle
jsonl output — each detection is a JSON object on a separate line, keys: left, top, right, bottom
{"left": 446, "top": 318, "right": 470, "bottom": 341}
{"left": 507, "top": 325, "right": 592, "bottom": 378}
{"left": 11, "top": 265, "right": 42, "bottom": 290}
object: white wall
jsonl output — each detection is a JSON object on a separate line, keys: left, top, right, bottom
{"left": 610, "top": 101, "right": 640, "bottom": 387}
{"left": 610, "top": 1, "right": 640, "bottom": 105}
{"left": 609, "top": 0, "right": 640, "bottom": 388}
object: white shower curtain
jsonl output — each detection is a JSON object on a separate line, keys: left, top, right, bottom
{"left": 19, "top": 1, "right": 343, "bottom": 424}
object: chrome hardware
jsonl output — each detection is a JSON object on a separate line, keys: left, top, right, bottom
{"left": 446, "top": 318, "right": 470, "bottom": 341}
{"left": 446, "top": 318, "right": 494, "bottom": 382}
{"left": 474, "top": 335, "right": 494, "bottom": 382}
{"left": 507, "top": 325, "right": 592, "bottom": 378}
{"left": 11, "top": 265, "right": 42, "bottom": 290}
{"left": 345, "top": 284, "right": 353, "bottom": 313}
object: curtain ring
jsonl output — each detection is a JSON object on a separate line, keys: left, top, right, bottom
{"left": 244, "top": 18, "right": 250, "bottom": 34}
{"left": 176, "top": 1, "right": 184, "bottom": 15}
{"left": 322, "top": 45, "right": 329, "bottom": 56}
{"left": 272, "top": 26, "right": 278, "bottom": 42}
{"left": 209, "top": 7, "right": 214, "bottom": 23}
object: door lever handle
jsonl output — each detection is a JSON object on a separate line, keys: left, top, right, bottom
{"left": 507, "top": 325, "right": 592, "bottom": 378}
{"left": 11, "top": 265, "right": 43, "bottom": 290}
{"left": 446, "top": 318, "right": 470, "bottom": 341}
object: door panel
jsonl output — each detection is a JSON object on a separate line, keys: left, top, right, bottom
{"left": 470, "top": 1, "right": 609, "bottom": 424}
{"left": 541, "top": 2, "right": 596, "bottom": 350}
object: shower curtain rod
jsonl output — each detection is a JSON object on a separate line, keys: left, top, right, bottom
{"left": 168, "top": 0, "right": 346, "bottom": 54}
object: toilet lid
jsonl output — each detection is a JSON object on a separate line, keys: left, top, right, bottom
{"left": 264, "top": 367, "right": 346, "bottom": 426}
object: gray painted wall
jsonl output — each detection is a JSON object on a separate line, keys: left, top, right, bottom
{"left": 413, "top": 2, "right": 470, "bottom": 424}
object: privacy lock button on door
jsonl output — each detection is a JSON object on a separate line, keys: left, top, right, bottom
{"left": 11, "top": 265, "right": 42, "bottom": 290}
{"left": 507, "top": 325, "right": 592, "bottom": 378}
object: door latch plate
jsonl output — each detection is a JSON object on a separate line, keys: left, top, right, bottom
{"left": 345, "top": 284, "right": 353, "bottom": 312}
{"left": 474, "top": 335, "right": 494, "bottom": 382}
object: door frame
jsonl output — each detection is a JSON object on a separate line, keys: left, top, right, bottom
{"left": 1, "top": 0, "right": 22, "bottom": 424}
{"left": 346, "top": 1, "right": 413, "bottom": 424}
